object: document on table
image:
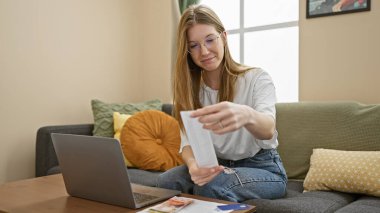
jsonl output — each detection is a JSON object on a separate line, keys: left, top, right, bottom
{"left": 180, "top": 111, "right": 218, "bottom": 168}
{"left": 137, "top": 197, "right": 234, "bottom": 213}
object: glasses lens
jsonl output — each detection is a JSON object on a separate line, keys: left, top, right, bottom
{"left": 204, "top": 35, "right": 218, "bottom": 49}
{"left": 188, "top": 42, "right": 200, "bottom": 54}
{"left": 187, "top": 33, "right": 220, "bottom": 55}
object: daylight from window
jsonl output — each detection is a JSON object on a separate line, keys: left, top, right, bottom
{"left": 201, "top": 0, "right": 299, "bottom": 102}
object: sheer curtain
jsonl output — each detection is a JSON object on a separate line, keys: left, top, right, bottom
{"left": 179, "top": 0, "right": 200, "bottom": 13}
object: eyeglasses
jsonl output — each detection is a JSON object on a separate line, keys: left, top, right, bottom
{"left": 187, "top": 32, "right": 223, "bottom": 55}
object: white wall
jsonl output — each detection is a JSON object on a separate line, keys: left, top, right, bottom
{"left": 0, "top": 0, "right": 174, "bottom": 184}
{"left": 139, "top": 0, "right": 173, "bottom": 102}
{"left": 299, "top": 1, "right": 380, "bottom": 103}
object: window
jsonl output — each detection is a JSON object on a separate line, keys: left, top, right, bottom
{"left": 201, "top": 0, "right": 299, "bottom": 102}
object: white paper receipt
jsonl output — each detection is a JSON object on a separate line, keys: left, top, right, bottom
{"left": 180, "top": 111, "right": 218, "bottom": 168}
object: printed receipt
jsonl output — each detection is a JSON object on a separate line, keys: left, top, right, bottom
{"left": 180, "top": 111, "right": 218, "bottom": 168}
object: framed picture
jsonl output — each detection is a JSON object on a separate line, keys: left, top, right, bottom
{"left": 307, "top": 0, "right": 371, "bottom": 18}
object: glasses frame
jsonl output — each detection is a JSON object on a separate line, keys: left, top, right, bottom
{"left": 187, "top": 32, "right": 223, "bottom": 55}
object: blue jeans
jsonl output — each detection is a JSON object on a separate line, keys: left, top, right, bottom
{"left": 157, "top": 149, "right": 287, "bottom": 202}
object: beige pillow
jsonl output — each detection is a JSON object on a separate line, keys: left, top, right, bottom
{"left": 113, "top": 112, "right": 132, "bottom": 141}
{"left": 304, "top": 148, "right": 380, "bottom": 197}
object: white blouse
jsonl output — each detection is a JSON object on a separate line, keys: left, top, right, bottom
{"left": 180, "top": 68, "right": 278, "bottom": 161}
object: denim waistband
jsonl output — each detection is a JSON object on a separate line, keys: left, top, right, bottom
{"left": 217, "top": 148, "right": 274, "bottom": 167}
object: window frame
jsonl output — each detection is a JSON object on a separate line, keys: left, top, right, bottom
{"left": 226, "top": 0, "right": 299, "bottom": 65}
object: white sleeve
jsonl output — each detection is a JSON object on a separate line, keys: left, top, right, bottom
{"left": 252, "top": 70, "right": 277, "bottom": 119}
{"left": 252, "top": 70, "right": 278, "bottom": 148}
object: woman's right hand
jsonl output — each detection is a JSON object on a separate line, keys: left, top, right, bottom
{"left": 187, "top": 160, "right": 224, "bottom": 186}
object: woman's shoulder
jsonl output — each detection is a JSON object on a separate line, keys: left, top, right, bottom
{"left": 239, "top": 67, "right": 269, "bottom": 80}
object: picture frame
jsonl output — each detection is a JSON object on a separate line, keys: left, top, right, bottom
{"left": 307, "top": 0, "right": 371, "bottom": 19}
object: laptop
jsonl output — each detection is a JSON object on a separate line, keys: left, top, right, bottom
{"left": 51, "top": 133, "right": 181, "bottom": 209}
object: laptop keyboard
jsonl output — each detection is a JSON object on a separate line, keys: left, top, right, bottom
{"left": 133, "top": 192, "right": 159, "bottom": 203}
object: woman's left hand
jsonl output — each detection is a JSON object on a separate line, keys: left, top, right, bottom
{"left": 191, "top": 101, "right": 251, "bottom": 134}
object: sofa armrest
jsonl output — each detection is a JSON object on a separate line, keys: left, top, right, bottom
{"left": 35, "top": 124, "right": 94, "bottom": 177}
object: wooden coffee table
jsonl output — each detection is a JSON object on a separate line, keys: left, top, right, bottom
{"left": 0, "top": 174, "right": 255, "bottom": 213}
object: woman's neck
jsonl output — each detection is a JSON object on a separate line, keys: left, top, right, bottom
{"left": 202, "top": 69, "right": 221, "bottom": 90}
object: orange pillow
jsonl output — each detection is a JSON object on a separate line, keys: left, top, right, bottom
{"left": 120, "top": 110, "right": 183, "bottom": 171}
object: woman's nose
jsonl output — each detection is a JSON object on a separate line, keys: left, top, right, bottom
{"left": 200, "top": 43, "right": 210, "bottom": 55}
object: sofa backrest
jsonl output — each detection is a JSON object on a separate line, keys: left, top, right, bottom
{"left": 161, "top": 102, "right": 380, "bottom": 180}
{"left": 276, "top": 102, "right": 380, "bottom": 180}
{"left": 162, "top": 104, "right": 174, "bottom": 115}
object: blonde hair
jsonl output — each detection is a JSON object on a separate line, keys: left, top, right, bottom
{"left": 173, "top": 4, "right": 251, "bottom": 130}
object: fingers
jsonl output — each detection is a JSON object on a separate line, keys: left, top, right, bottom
{"left": 192, "top": 102, "right": 230, "bottom": 125}
{"left": 191, "top": 102, "right": 228, "bottom": 119}
{"left": 190, "top": 102, "right": 249, "bottom": 134}
{"left": 190, "top": 166, "right": 224, "bottom": 186}
{"left": 191, "top": 166, "right": 220, "bottom": 177}
{"left": 203, "top": 116, "right": 235, "bottom": 132}
{"left": 194, "top": 170, "right": 221, "bottom": 186}
{"left": 203, "top": 118, "right": 239, "bottom": 135}
{"left": 190, "top": 105, "right": 220, "bottom": 118}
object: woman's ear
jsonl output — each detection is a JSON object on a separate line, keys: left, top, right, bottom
{"left": 222, "top": 31, "right": 227, "bottom": 45}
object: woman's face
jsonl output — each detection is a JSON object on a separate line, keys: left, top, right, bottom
{"left": 187, "top": 24, "right": 225, "bottom": 73}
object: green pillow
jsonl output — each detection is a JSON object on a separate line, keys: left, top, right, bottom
{"left": 91, "top": 99, "right": 162, "bottom": 137}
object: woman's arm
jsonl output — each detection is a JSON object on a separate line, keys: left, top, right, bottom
{"left": 191, "top": 102, "right": 275, "bottom": 140}
{"left": 181, "top": 145, "right": 224, "bottom": 186}
{"left": 241, "top": 104, "right": 275, "bottom": 140}
{"left": 181, "top": 145, "right": 197, "bottom": 167}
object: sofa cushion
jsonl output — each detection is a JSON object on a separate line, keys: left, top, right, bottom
{"left": 91, "top": 99, "right": 162, "bottom": 137}
{"left": 113, "top": 112, "right": 135, "bottom": 167}
{"left": 284, "top": 180, "right": 304, "bottom": 198}
{"left": 120, "top": 110, "right": 183, "bottom": 171}
{"left": 304, "top": 148, "right": 380, "bottom": 197}
{"left": 276, "top": 102, "right": 380, "bottom": 179}
{"left": 335, "top": 196, "right": 380, "bottom": 213}
{"left": 244, "top": 189, "right": 358, "bottom": 213}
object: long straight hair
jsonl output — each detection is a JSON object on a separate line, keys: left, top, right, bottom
{"left": 173, "top": 4, "right": 251, "bottom": 130}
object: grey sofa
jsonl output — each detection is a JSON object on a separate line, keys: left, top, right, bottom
{"left": 35, "top": 102, "right": 380, "bottom": 212}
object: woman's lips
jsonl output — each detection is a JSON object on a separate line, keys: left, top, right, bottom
{"left": 201, "top": 56, "right": 215, "bottom": 63}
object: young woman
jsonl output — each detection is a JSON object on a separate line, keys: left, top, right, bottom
{"left": 157, "top": 4, "right": 287, "bottom": 202}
